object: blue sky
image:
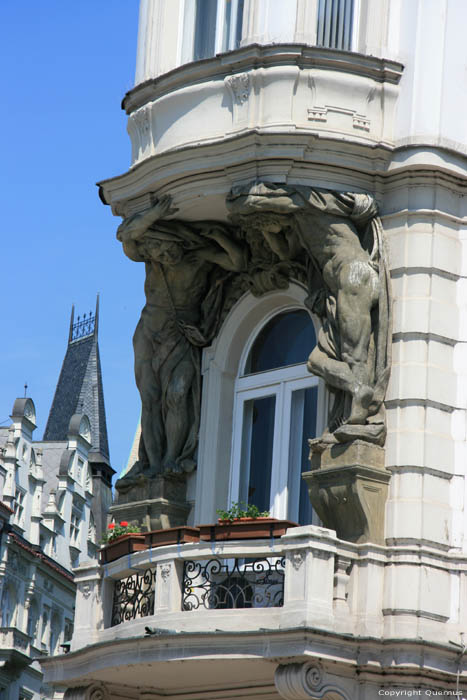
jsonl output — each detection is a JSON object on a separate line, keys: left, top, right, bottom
{"left": 0, "top": 2, "right": 143, "bottom": 478}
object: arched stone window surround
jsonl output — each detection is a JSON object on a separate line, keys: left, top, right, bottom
{"left": 195, "top": 282, "right": 326, "bottom": 524}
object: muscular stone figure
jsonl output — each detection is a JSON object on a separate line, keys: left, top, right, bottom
{"left": 116, "top": 197, "right": 245, "bottom": 487}
{"left": 228, "top": 184, "right": 391, "bottom": 445}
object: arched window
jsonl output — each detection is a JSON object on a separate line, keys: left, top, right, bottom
{"left": 196, "top": 285, "right": 326, "bottom": 526}
{"left": 229, "top": 308, "right": 322, "bottom": 524}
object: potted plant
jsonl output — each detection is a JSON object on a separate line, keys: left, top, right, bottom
{"left": 144, "top": 525, "right": 200, "bottom": 548}
{"left": 100, "top": 521, "right": 147, "bottom": 564}
{"left": 198, "top": 502, "right": 298, "bottom": 541}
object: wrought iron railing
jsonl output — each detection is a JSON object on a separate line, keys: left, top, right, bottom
{"left": 182, "top": 557, "right": 285, "bottom": 611}
{"left": 71, "top": 312, "right": 96, "bottom": 342}
{"left": 111, "top": 568, "right": 156, "bottom": 627}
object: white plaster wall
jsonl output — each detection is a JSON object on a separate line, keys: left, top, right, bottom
{"left": 382, "top": 178, "right": 467, "bottom": 550}
{"left": 388, "top": 0, "right": 467, "bottom": 150}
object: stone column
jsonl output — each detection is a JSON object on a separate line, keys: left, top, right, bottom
{"left": 71, "top": 563, "right": 110, "bottom": 651}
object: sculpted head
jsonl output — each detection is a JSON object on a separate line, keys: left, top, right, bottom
{"left": 144, "top": 240, "right": 184, "bottom": 266}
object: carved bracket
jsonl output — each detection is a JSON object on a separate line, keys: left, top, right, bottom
{"left": 303, "top": 441, "right": 390, "bottom": 544}
{"left": 64, "top": 684, "right": 109, "bottom": 700}
{"left": 275, "top": 662, "right": 350, "bottom": 699}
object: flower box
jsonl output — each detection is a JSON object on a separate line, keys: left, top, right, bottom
{"left": 198, "top": 518, "right": 298, "bottom": 542}
{"left": 100, "top": 534, "right": 147, "bottom": 564}
{"left": 144, "top": 526, "right": 200, "bottom": 548}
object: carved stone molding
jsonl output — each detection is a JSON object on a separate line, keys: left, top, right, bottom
{"left": 160, "top": 563, "right": 171, "bottom": 582}
{"left": 307, "top": 105, "right": 371, "bottom": 132}
{"left": 275, "top": 662, "right": 322, "bottom": 699}
{"left": 333, "top": 556, "right": 351, "bottom": 607}
{"left": 275, "top": 662, "right": 349, "bottom": 699}
{"left": 290, "top": 551, "right": 305, "bottom": 571}
{"left": 80, "top": 582, "right": 92, "bottom": 599}
{"left": 64, "top": 684, "right": 109, "bottom": 700}
{"left": 224, "top": 72, "right": 250, "bottom": 104}
{"left": 132, "top": 105, "right": 151, "bottom": 134}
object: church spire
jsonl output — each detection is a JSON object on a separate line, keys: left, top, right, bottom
{"left": 44, "top": 296, "right": 110, "bottom": 464}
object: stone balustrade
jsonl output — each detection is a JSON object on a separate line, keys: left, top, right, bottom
{"left": 70, "top": 524, "right": 467, "bottom": 654}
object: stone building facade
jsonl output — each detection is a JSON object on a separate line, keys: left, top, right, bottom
{"left": 0, "top": 305, "right": 113, "bottom": 699}
{"left": 43, "top": 1, "right": 467, "bottom": 698}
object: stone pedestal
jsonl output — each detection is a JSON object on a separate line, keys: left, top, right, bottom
{"left": 302, "top": 440, "right": 390, "bottom": 545}
{"left": 109, "top": 474, "right": 191, "bottom": 532}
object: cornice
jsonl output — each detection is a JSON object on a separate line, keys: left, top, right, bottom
{"left": 98, "top": 130, "right": 467, "bottom": 218}
{"left": 122, "top": 43, "right": 404, "bottom": 115}
{"left": 41, "top": 626, "right": 465, "bottom": 685}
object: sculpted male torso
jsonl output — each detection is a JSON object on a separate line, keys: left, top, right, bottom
{"left": 229, "top": 186, "right": 383, "bottom": 433}
{"left": 117, "top": 197, "right": 245, "bottom": 484}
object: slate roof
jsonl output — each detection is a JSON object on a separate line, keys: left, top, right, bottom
{"left": 43, "top": 301, "right": 110, "bottom": 463}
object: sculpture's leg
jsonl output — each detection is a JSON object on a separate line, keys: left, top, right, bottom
{"left": 133, "top": 319, "right": 163, "bottom": 474}
{"left": 308, "top": 346, "right": 356, "bottom": 396}
{"left": 162, "top": 357, "right": 196, "bottom": 473}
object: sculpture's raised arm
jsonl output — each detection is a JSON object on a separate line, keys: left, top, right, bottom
{"left": 117, "top": 196, "right": 179, "bottom": 263}
{"left": 197, "top": 224, "right": 246, "bottom": 272}
{"left": 116, "top": 196, "right": 178, "bottom": 243}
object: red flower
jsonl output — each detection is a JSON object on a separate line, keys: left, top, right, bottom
{"left": 108, "top": 523, "right": 115, "bottom": 529}
{"left": 120, "top": 521, "right": 129, "bottom": 527}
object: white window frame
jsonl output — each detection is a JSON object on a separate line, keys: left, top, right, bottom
{"left": 195, "top": 284, "right": 325, "bottom": 525}
{"left": 13, "top": 487, "right": 26, "bottom": 528}
{"left": 179, "top": 0, "right": 244, "bottom": 65}
{"left": 228, "top": 309, "right": 326, "bottom": 523}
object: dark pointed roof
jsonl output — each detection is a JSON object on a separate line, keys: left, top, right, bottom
{"left": 43, "top": 296, "right": 110, "bottom": 464}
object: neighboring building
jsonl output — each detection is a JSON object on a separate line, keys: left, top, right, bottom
{"left": 43, "top": 1, "right": 467, "bottom": 699}
{"left": 44, "top": 298, "right": 114, "bottom": 542}
{"left": 0, "top": 305, "right": 114, "bottom": 699}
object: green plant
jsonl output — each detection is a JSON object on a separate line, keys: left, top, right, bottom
{"left": 101, "top": 520, "right": 141, "bottom": 544}
{"left": 216, "top": 502, "right": 270, "bottom": 522}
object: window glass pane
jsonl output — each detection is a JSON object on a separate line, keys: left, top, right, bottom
{"left": 288, "top": 386, "right": 318, "bottom": 524}
{"left": 223, "top": 0, "right": 232, "bottom": 51}
{"left": 235, "top": 0, "right": 244, "bottom": 48}
{"left": 240, "top": 396, "right": 275, "bottom": 513}
{"left": 317, "top": 0, "right": 354, "bottom": 51}
{"left": 194, "top": 0, "right": 217, "bottom": 60}
{"left": 245, "top": 310, "right": 316, "bottom": 374}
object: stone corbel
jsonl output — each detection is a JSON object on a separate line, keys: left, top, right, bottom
{"left": 64, "top": 683, "right": 109, "bottom": 700}
{"left": 303, "top": 441, "right": 390, "bottom": 544}
{"left": 275, "top": 662, "right": 350, "bottom": 699}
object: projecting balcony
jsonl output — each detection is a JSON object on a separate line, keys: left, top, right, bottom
{"left": 99, "top": 44, "right": 404, "bottom": 223}
{"left": 72, "top": 525, "right": 346, "bottom": 648}
{"left": 41, "top": 527, "right": 467, "bottom": 694}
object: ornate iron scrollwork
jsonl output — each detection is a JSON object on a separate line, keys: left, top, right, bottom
{"left": 111, "top": 568, "right": 156, "bottom": 627}
{"left": 182, "top": 557, "right": 285, "bottom": 610}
